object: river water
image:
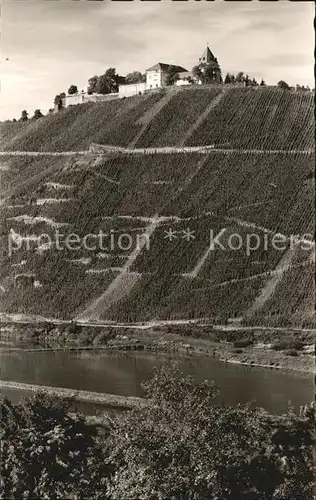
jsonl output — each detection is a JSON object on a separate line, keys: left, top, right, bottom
{"left": 0, "top": 349, "right": 313, "bottom": 414}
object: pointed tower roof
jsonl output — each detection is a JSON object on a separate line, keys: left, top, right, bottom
{"left": 199, "top": 46, "right": 216, "bottom": 64}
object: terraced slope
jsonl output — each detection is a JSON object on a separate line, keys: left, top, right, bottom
{"left": 0, "top": 86, "right": 314, "bottom": 327}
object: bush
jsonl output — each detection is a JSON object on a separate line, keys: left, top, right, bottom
{"left": 1, "top": 368, "right": 315, "bottom": 500}
{"left": 0, "top": 394, "right": 110, "bottom": 499}
{"left": 285, "top": 349, "right": 299, "bottom": 357}
{"left": 92, "top": 332, "right": 109, "bottom": 345}
{"left": 272, "top": 339, "right": 304, "bottom": 351}
{"left": 106, "top": 365, "right": 315, "bottom": 500}
{"left": 233, "top": 339, "right": 254, "bottom": 348}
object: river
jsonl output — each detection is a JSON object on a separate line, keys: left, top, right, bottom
{"left": 0, "top": 349, "right": 313, "bottom": 414}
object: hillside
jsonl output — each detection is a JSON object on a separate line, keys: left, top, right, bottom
{"left": 0, "top": 86, "right": 314, "bottom": 327}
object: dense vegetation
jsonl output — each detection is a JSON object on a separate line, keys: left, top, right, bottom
{"left": 2, "top": 87, "right": 314, "bottom": 153}
{"left": 1, "top": 366, "right": 315, "bottom": 499}
{"left": 185, "top": 88, "right": 314, "bottom": 150}
{"left": 0, "top": 87, "right": 314, "bottom": 324}
{"left": 135, "top": 88, "right": 222, "bottom": 147}
{"left": 1, "top": 92, "right": 162, "bottom": 152}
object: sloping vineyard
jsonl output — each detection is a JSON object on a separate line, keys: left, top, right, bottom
{"left": 185, "top": 88, "right": 314, "bottom": 150}
{"left": 2, "top": 93, "right": 164, "bottom": 152}
{"left": 135, "top": 88, "right": 222, "bottom": 147}
{"left": 0, "top": 87, "right": 314, "bottom": 325}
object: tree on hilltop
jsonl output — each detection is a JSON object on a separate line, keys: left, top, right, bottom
{"left": 204, "top": 59, "right": 222, "bottom": 83}
{"left": 260, "top": 79, "right": 266, "bottom": 86}
{"left": 277, "top": 80, "right": 290, "bottom": 90}
{"left": 236, "top": 71, "right": 245, "bottom": 83}
{"left": 67, "top": 84, "right": 78, "bottom": 95}
{"left": 194, "top": 60, "right": 222, "bottom": 84}
{"left": 87, "top": 68, "right": 124, "bottom": 95}
{"left": 166, "top": 65, "right": 180, "bottom": 86}
{"left": 224, "top": 73, "right": 232, "bottom": 84}
{"left": 19, "top": 110, "right": 28, "bottom": 122}
{"left": 192, "top": 64, "right": 203, "bottom": 83}
{"left": 53, "top": 92, "right": 66, "bottom": 105}
{"left": 54, "top": 92, "right": 66, "bottom": 111}
{"left": 125, "top": 71, "right": 146, "bottom": 84}
{"left": 32, "top": 109, "right": 43, "bottom": 120}
{"left": 95, "top": 72, "right": 114, "bottom": 94}
{"left": 87, "top": 75, "right": 98, "bottom": 95}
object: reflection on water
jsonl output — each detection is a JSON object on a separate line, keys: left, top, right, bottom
{"left": 0, "top": 350, "right": 313, "bottom": 414}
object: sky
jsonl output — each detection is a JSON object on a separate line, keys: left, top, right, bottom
{"left": 0, "top": 0, "right": 314, "bottom": 120}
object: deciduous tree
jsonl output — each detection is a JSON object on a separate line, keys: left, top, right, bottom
{"left": 165, "top": 65, "right": 180, "bottom": 86}
{"left": 20, "top": 110, "right": 28, "bottom": 122}
{"left": 87, "top": 75, "right": 98, "bottom": 95}
{"left": 33, "top": 109, "right": 43, "bottom": 120}
{"left": 107, "top": 365, "right": 315, "bottom": 500}
{"left": 0, "top": 394, "right": 110, "bottom": 499}
{"left": 54, "top": 92, "right": 66, "bottom": 111}
{"left": 277, "top": 80, "right": 290, "bottom": 90}
{"left": 94, "top": 68, "right": 123, "bottom": 94}
{"left": 68, "top": 85, "right": 78, "bottom": 95}
{"left": 125, "top": 71, "right": 145, "bottom": 84}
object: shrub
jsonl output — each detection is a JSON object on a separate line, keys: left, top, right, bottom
{"left": 233, "top": 348, "right": 243, "bottom": 354}
{"left": 272, "top": 339, "right": 304, "bottom": 351}
{"left": 285, "top": 349, "right": 299, "bottom": 357}
{"left": 233, "top": 339, "right": 254, "bottom": 348}
{"left": 1, "top": 369, "right": 315, "bottom": 500}
{"left": 106, "top": 365, "right": 315, "bottom": 500}
{"left": 0, "top": 394, "right": 110, "bottom": 499}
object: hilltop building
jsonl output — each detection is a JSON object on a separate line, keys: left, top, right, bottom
{"left": 58, "top": 45, "right": 221, "bottom": 111}
{"left": 197, "top": 46, "right": 222, "bottom": 83}
{"left": 145, "top": 63, "right": 188, "bottom": 89}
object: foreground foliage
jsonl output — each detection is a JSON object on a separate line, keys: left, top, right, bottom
{"left": 107, "top": 365, "right": 315, "bottom": 500}
{"left": 1, "top": 366, "right": 314, "bottom": 499}
{"left": 0, "top": 394, "right": 110, "bottom": 499}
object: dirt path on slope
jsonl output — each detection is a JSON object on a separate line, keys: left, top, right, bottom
{"left": 191, "top": 257, "right": 312, "bottom": 296}
{"left": 183, "top": 228, "right": 227, "bottom": 278}
{"left": 76, "top": 215, "right": 162, "bottom": 321}
{"left": 245, "top": 246, "right": 298, "bottom": 316}
{"left": 178, "top": 90, "right": 227, "bottom": 147}
{"left": 77, "top": 154, "right": 210, "bottom": 320}
{"left": 128, "top": 90, "right": 180, "bottom": 148}
{"left": 223, "top": 215, "right": 315, "bottom": 247}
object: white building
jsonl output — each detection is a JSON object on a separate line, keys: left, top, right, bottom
{"left": 58, "top": 48, "right": 218, "bottom": 112}
{"left": 145, "top": 63, "right": 188, "bottom": 89}
{"left": 175, "top": 71, "right": 196, "bottom": 86}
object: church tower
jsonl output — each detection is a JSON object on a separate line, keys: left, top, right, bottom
{"left": 199, "top": 46, "right": 216, "bottom": 65}
{"left": 198, "top": 45, "right": 222, "bottom": 84}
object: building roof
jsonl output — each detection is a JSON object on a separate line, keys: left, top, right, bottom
{"left": 199, "top": 46, "right": 216, "bottom": 64}
{"left": 146, "top": 62, "right": 188, "bottom": 73}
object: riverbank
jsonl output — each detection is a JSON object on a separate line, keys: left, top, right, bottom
{"left": 0, "top": 320, "right": 314, "bottom": 373}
